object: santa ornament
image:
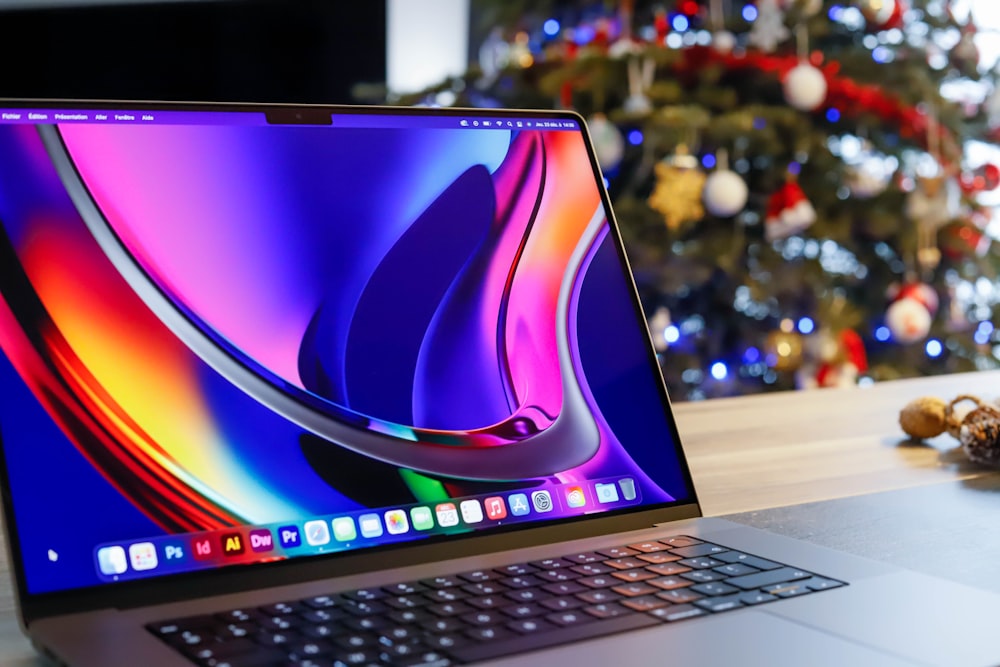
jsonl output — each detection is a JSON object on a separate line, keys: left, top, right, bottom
{"left": 765, "top": 179, "right": 816, "bottom": 241}
{"left": 799, "top": 329, "right": 869, "bottom": 389}
{"left": 885, "top": 282, "right": 938, "bottom": 344}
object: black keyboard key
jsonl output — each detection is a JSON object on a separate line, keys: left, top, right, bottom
{"left": 637, "top": 552, "right": 683, "bottom": 565}
{"left": 385, "top": 594, "right": 429, "bottom": 610}
{"left": 341, "top": 615, "right": 389, "bottom": 632}
{"left": 505, "top": 588, "right": 550, "bottom": 603}
{"left": 340, "top": 600, "right": 388, "bottom": 617}
{"left": 301, "top": 623, "right": 338, "bottom": 640}
{"left": 728, "top": 567, "right": 813, "bottom": 591}
{"left": 421, "top": 575, "right": 464, "bottom": 589}
{"left": 465, "top": 626, "right": 513, "bottom": 642}
{"left": 344, "top": 588, "right": 385, "bottom": 602}
{"left": 763, "top": 582, "right": 813, "bottom": 598}
{"left": 388, "top": 609, "right": 431, "bottom": 625}
{"left": 536, "top": 569, "right": 581, "bottom": 583}
{"left": 680, "top": 570, "right": 726, "bottom": 583}
{"left": 611, "top": 582, "right": 659, "bottom": 597}
{"left": 424, "top": 634, "right": 470, "bottom": 651}
{"left": 384, "top": 581, "right": 426, "bottom": 595}
{"left": 377, "top": 625, "right": 419, "bottom": 646}
{"left": 258, "top": 615, "right": 296, "bottom": 631}
{"left": 459, "top": 569, "right": 500, "bottom": 583}
{"left": 530, "top": 557, "right": 574, "bottom": 570}
{"left": 575, "top": 589, "right": 621, "bottom": 604}
{"left": 422, "top": 616, "right": 464, "bottom": 633}
{"left": 500, "top": 575, "right": 543, "bottom": 589}
{"left": 645, "top": 562, "right": 691, "bottom": 576}
{"left": 564, "top": 552, "right": 603, "bottom": 564}
{"left": 542, "top": 581, "right": 587, "bottom": 596}
{"left": 255, "top": 630, "right": 298, "bottom": 647}
{"left": 576, "top": 574, "right": 618, "bottom": 589}
{"left": 215, "top": 609, "right": 262, "bottom": 624}
{"left": 450, "top": 613, "right": 659, "bottom": 663}
{"left": 494, "top": 563, "right": 536, "bottom": 576}
{"left": 301, "top": 608, "right": 341, "bottom": 624}
{"left": 740, "top": 591, "right": 777, "bottom": 605}
{"left": 713, "top": 551, "right": 782, "bottom": 570}
{"left": 301, "top": 595, "right": 338, "bottom": 609}
{"left": 648, "top": 576, "right": 692, "bottom": 591}
{"left": 288, "top": 639, "right": 334, "bottom": 659}
{"left": 259, "top": 601, "right": 304, "bottom": 616}
{"left": 212, "top": 654, "right": 288, "bottom": 667}
{"left": 540, "top": 596, "right": 584, "bottom": 611}
{"left": 804, "top": 577, "right": 845, "bottom": 591}
{"left": 598, "top": 546, "right": 639, "bottom": 559}
{"left": 507, "top": 618, "right": 555, "bottom": 634}
{"left": 397, "top": 650, "right": 453, "bottom": 667}
{"left": 334, "top": 632, "right": 376, "bottom": 650}
{"left": 649, "top": 604, "right": 708, "bottom": 622}
{"left": 669, "top": 543, "right": 727, "bottom": 558}
{"left": 462, "top": 581, "right": 508, "bottom": 596}
{"left": 332, "top": 649, "right": 382, "bottom": 665}
{"left": 583, "top": 603, "right": 631, "bottom": 619}
{"left": 689, "top": 582, "right": 738, "bottom": 597}
{"left": 571, "top": 563, "right": 613, "bottom": 576}
{"left": 610, "top": 569, "right": 657, "bottom": 583}
{"left": 427, "top": 601, "right": 473, "bottom": 617}
{"left": 151, "top": 615, "right": 217, "bottom": 636}
{"left": 424, "top": 587, "right": 468, "bottom": 603}
{"left": 694, "top": 595, "right": 744, "bottom": 613}
{"left": 462, "top": 610, "right": 506, "bottom": 626}
{"left": 546, "top": 610, "right": 596, "bottom": 627}
{"left": 678, "top": 557, "right": 723, "bottom": 569}
{"left": 183, "top": 638, "right": 257, "bottom": 661}
{"left": 603, "top": 557, "right": 647, "bottom": 570}
{"left": 501, "top": 603, "right": 545, "bottom": 619}
{"left": 714, "top": 563, "right": 760, "bottom": 577}
{"left": 466, "top": 595, "right": 506, "bottom": 610}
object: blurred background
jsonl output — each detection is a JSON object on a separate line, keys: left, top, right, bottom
{"left": 3, "top": 0, "right": 999, "bottom": 401}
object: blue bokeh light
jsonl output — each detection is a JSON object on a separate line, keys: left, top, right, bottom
{"left": 925, "top": 339, "right": 943, "bottom": 358}
{"left": 672, "top": 14, "right": 690, "bottom": 32}
{"left": 826, "top": 108, "right": 841, "bottom": 123}
{"left": 664, "top": 325, "right": 681, "bottom": 344}
{"left": 742, "top": 5, "right": 758, "bottom": 21}
{"left": 743, "top": 346, "right": 761, "bottom": 363}
{"left": 875, "top": 326, "right": 891, "bottom": 342}
{"left": 543, "top": 19, "right": 561, "bottom": 37}
{"left": 797, "top": 317, "right": 815, "bottom": 335}
{"left": 701, "top": 153, "right": 717, "bottom": 169}
{"left": 628, "top": 129, "right": 643, "bottom": 145}
{"left": 710, "top": 361, "right": 729, "bottom": 380}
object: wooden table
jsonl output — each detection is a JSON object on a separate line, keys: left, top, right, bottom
{"left": 2, "top": 370, "right": 999, "bottom": 665}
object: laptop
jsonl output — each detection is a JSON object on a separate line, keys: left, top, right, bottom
{"left": 0, "top": 100, "right": 996, "bottom": 667}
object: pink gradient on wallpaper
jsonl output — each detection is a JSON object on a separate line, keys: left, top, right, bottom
{"left": 503, "top": 131, "right": 602, "bottom": 418}
{"left": 56, "top": 124, "right": 318, "bottom": 386}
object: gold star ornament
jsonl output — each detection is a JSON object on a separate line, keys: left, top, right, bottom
{"left": 647, "top": 146, "right": 707, "bottom": 231}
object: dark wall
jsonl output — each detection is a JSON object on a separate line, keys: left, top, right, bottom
{"left": 0, "top": 0, "right": 387, "bottom": 103}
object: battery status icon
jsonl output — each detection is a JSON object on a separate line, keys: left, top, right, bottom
{"left": 483, "top": 120, "right": 491, "bottom": 127}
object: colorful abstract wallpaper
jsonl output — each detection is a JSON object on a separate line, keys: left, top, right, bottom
{"left": 0, "top": 111, "right": 691, "bottom": 594}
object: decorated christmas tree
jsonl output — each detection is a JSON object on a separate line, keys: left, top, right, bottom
{"left": 390, "top": 0, "right": 1000, "bottom": 400}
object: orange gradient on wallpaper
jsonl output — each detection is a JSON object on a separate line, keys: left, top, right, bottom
{"left": 504, "top": 131, "right": 604, "bottom": 411}
{"left": 16, "top": 219, "right": 248, "bottom": 515}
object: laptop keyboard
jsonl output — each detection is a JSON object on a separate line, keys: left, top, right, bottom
{"left": 148, "top": 535, "right": 845, "bottom": 666}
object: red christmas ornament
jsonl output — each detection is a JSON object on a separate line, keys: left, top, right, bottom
{"left": 765, "top": 180, "right": 816, "bottom": 241}
{"left": 983, "top": 163, "right": 1000, "bottom": 191}
{"left": 654, "top": 8, "right": 669, "bottom": 42}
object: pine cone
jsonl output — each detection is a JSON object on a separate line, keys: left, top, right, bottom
{"left": 959, "top": 406, "right": 1000, "bottom": 467}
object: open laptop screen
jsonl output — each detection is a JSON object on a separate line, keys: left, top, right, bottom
{"left": 0, "top": 104, "right": 693, "bottom": 595}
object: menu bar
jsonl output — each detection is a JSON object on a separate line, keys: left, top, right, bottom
{"left": 0, "top": 108, "right": 580, "bottom": 131}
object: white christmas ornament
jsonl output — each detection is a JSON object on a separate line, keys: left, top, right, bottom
{"left": 886, "top": 298, "right": 932, "bottom": 343}
{"left": 859, "top": 0, "right": 896, "bottom": 27}
{"left": 749, "top": 0, "right": 791, "bottom": 53}
{"left": 587, "top": 114, "right": 625, "bottom": 171}
{"left": 713, "top": 31, "right": 737, "bottom": 54}
{"left": 783, "top": 63, "right": 827, "bottom": 111}
{"left": 703, "top": 169, "right": 749, "bottom": 217}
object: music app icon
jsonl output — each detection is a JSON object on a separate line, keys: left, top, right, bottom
{"left": 484, "top": 496, "right": 507, "bottom": 520}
